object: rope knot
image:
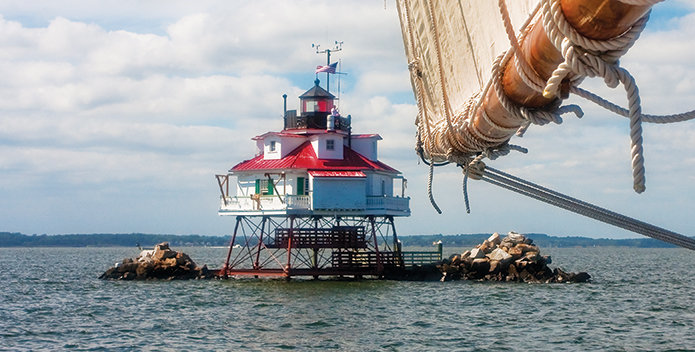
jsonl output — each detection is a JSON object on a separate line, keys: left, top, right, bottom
{"left": 408, "top": 59, "right": 422, "bottom": 77}
{"left": 466, "top": 160, "right": 486, "bottom": 181}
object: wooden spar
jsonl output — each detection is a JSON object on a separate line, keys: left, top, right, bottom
{"left": 470, "top": 0, "right": 653, "bottom": 140}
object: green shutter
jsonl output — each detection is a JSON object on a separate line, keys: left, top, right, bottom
{"left": 255, "top": 179, "right": 260, "bottom": 194}
{"left": 267, "top": 178, "right": 274, "bottom": 195}
{"left": 297, "top": 177, "right": 305, "bottom": 195}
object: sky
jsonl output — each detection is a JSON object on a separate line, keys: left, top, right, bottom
{"left": 0, "top": 0, "right": 694, "bottom": 239}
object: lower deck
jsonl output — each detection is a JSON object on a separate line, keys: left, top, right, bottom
{"left": 216, "top": 215, "right": 441, "bottom": 279}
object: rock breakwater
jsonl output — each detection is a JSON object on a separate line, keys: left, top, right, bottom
{"left": 99, "top": 242, "right": 214, "bottom": 280}
{"left": 438, "top": 232, "right": 590, "bottom": 283}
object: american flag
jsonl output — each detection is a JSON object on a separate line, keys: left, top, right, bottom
{"left": 315, "top": 62, "right": 338, "bottom": 74}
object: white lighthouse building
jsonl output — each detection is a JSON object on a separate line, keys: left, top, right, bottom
{"left": 217, "top": 79, "right": 409, "bottom": 217}
{"left": 215, "top": 79, "right": 410, "bottom": 278}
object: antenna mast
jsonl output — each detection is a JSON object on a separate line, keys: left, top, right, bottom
{"left": 312, "top": 41, "right": 342, "bottom": 93}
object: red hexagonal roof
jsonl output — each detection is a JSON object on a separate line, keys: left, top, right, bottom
{"left": 230, "top": 141, "right": 399, "bottom": 174}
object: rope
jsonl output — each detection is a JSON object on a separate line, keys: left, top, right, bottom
{"left": 481, "top": 166, "right": 695, "bottom": 250}
{"left": 462, "top": 170, "right": 471, "bottom": 214}
{"left": 459, "top": 143, "right": 529, "bottom": 214}
{"left": 427, "top": 162, "right": 442, "bottom": 214}
{"left": 571, "top": 86, "right": 695, "bottom": 124}
{"left": 539, "top": 0, "right": 651, "bottom": 192}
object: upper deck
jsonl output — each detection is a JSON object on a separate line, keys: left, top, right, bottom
{"left": 218, "top": 193, "right": 410, "bottom": 217}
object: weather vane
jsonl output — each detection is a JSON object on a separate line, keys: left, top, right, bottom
{"left": 312, "top": 41, "right": 343, "bottom": 93}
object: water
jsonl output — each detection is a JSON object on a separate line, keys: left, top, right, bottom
{"left": 1, "top": 246, "right": 694, "bottom": 351}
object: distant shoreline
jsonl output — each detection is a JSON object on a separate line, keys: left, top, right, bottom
{"left": 0, "top": 231, "right": 682, "bottom": 248}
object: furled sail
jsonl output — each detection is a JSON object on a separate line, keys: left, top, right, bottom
{"left": 395, "top": 0, "right": 695, "bottom": 195}
{"left": 395, "top": 0, "right": 695, "bottom": 249}
{"left": 397, "top": 0, "right": 536, "bottom": 106}
{"left": 396, "top": 0, "right": 538, "bottom": 165}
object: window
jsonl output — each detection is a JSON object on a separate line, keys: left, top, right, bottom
{"left": 326, "top": 139, "right": 335, "bottom": 151}
{"left": 297, "top": 177, "right": 309, "bottom": 195}
{"left": 255, "top": 178, "right": 274, "bottom": 195}
{"left": 269, "top": 141, "right": 276, "bottom": 152}
{"left": 304, "top": 99, "right": 316, "bottom": 112}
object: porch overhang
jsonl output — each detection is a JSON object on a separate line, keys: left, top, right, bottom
{"left": 308, "top": 170, "right": 366, "bottom": 178}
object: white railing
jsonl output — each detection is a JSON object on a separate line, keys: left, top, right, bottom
{"left": 221, "top": 196, "right": 255, "bottom": 211}
{"left": 221, "top": 195, "right": 312, "bottom": 212}
{"left": 221, "top": 195, "right": 410, "bottom": 213}
{"left": 366, "top": 196, "right": 410, "bottom": 212}
{"left": 221, "top": 195, "right": 288, "bottom": 211}
{"left": 286, "top": 195, "right": 311, "bottom": 209}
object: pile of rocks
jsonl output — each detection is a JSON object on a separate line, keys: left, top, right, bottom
{"left": 99, "top": 242, "right": 214, "bottom": 280}
{"left": 439, "top": 232, "right": 590, "bottom": 283}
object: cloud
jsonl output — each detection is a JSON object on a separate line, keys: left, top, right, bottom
{"left": 0, "top": 1, "right": 409, "bottom": 236}
{"left": 0, "top": 1, "right": 693, "bottom": 240}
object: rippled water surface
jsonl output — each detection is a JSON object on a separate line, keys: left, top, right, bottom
{"left": 1, "top": 246, "right": 694, "bottom": 351}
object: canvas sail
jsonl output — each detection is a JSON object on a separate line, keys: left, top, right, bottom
{"left": 396, "top": 0, "right": 537, "bottom": 158}
{"left": 393, "top": 0, "right": 695, "bottom": 250}
{"left": 395, "top": 0, "right": 694, "bottom": 193}
{"left": 397, "top": 0, "right": 536, "bottom": 98}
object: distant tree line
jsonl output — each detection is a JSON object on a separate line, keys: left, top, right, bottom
{"left": 0, "top": 231, "right": 680, "bottom": 248}
{"left": 0, "top": 232, "right": 231, "bottom": 248}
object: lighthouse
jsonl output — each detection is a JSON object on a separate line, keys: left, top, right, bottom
{"left": 215, "top": 79, "right": 410, "bottom": 279}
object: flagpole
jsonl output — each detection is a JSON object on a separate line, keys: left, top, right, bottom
{"left": 337, "top": 59, "right": 341, "bottom": 109}
{"left": 326, "top": 49, "right": 331, "bottom": 93}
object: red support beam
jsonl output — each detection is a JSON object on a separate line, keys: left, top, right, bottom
{"left": 284, "top": 216, "right": 295, "bottom": 277}
{"left": 254, "top": 216, "right": 268, "bottom": 269}
{"left": 222, "top": 216, "right": 242, "bottom": 279}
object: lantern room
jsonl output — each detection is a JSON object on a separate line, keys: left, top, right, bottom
{"left": 283, "top": 79, "right": 352, "bottom": 132}
{"left": 300, "top": 79, "right": 334, "bottom": 115}
{"left": 298, "top": 79, "right": 335, "bottom": 129}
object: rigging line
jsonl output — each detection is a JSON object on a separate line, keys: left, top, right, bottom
{"left": 417, "top": 147, "right": 450, "bottom": 167}
{"left": 539, "top": 0, "right": 651, "bottom": 193}
{"left": 498, "top": 0, "right": 545, "bottom": 92}
{"left": 480, "top": 167, "right": 695, "bottom": 250}
{"left": 482, "top": 167, "right": 669, "bottom": 240}
{"left": 456, "top": 0, "right": 483, "bottom": 89}
{"left": 483, "top": 171, "right": 649, "bottom": 238}
{"left": 471, "top": 0, "right": 543, "bottom": 126}
{"left": 481, "top": 171, "right": 695, "bottom": 249}
{"left": 481, "top": 175, "right": 695, "bottom": 249}
{"left": 571, "top": 86, "right": 695, "bottom": 124}
{"left": 400, "top": 0, "right": 433, "bottom": 161}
